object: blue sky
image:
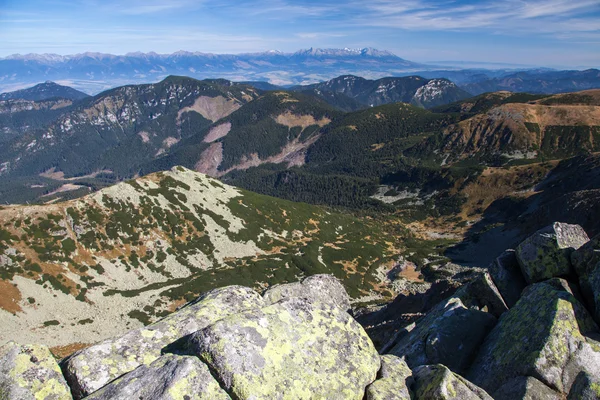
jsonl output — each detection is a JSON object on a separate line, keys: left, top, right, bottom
{"left": 0, "top": 0, "right": 599, "bottom": 67}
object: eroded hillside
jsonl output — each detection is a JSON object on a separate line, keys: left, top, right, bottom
{"left": 0, "top": 167, "right": 401, "bottom": 352}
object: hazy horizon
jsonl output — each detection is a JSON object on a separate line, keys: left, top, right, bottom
{"left": 0, "top": 0, "right": 599, "bottom": 69}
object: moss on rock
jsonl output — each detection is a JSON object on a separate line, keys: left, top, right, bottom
{"left": 61, "top": 285, "right": 265, "bottom": 398}
{"left": 467, "top": 278, "right": 600, "bottom": 394}
{"left": 0, "top": 341, "right": 72, "bottom": 400}
{"left": 85, "top": 354, "right": 230, "bottom": 400}
{"left": 189, "top": 297, "right": 380, "bottom": 400}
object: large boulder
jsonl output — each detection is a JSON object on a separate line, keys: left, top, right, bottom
{"left": 488, "top": 249, "right": 527, "bottom": 307}
{"left": 0, "top": 341, "right": 72, "bottom": 400}
{"left": 568, "top": 371, "right": 600, "bottom": 400}
{"left": 61, "top": 285, "right": 265, "bottom": 398}
{"left": 467, "top": 278, "right": 600, "bottom": 395}
{"left": 456, "top": 272, "right": 508, "bottom": 318}
{"left": 492, "top": 376, "right": 562, "bottom": 400}
{"left": 365, "top": 355, "right": 413, "bottom": 400}
{"left": 263, "top": 274, "right": 351, "bottom": 313}
{"left": 411, "top": 364, "right": 493, "bottom": 400}
{"left": 572, "top": 234, "right": 600, "bottom": 320}
{"left": 515, "top": 222, "right": 589, "bottom": 283}
{"left": 188, "top": 297, "right": 380, "bottom": 400}
{"left": 85, "top": 354, "right": 230, "bottom": 400}
{"left": 387, "top": 297, "right": 496, "bottom": 374}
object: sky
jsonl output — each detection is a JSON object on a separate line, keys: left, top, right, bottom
{"left": 0, "top": 0, "right": 599, "bottom": 68}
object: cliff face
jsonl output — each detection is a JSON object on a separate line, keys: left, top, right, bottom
{"left": 3, "top": 221, "right": 600, "bottom": 399}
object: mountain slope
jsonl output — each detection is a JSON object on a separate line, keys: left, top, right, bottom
{"left": 293, "top": 75, "right": 472, "bottom": 109}
{"left": 145, "top": 90, "right": 341, "bottom": 176}
{"left": 434, "top": 89, "right": 600, "bottom": 164}
{"left": 0, "top": 81, "right": 90, "bottom": 101}
{"left": 0, "top": 76, "right": 260, "bottom": 182}
{"left": 462, "top": 68, "right": 600, "bottom": 95}
{"left": 0, "top": 166, "right": 400, "bottom": 349}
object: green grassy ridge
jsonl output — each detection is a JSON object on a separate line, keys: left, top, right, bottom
{"left": 0, "top": 168, "right": 400, "bottom": 323}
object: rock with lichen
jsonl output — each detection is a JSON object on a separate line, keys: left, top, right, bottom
{"left": 516, "top": 222, "right": 589, "bottom": 283}
{"left": 572, "top": 234, "right": 600, "bottom": 320}
{"left": 263, "top": 274, "right": 351, "bottom": 313}
{"left": 188, "top": 296, "right": 380, "bottom": 400}
{"left": 61, "top": 285, "right": 265, "bottom": 399}
{"left": 387, "top": 296, "right": 496, "bottom": 374}
{"left": 412, "top": 364, "right": 493, "bottom": 400}
{"left": 568, "top": 371, "right": 600, "bottom": 400}
{"left": 467, "top": 278, "right": 600, "bottom": 395}
{"left": 365, "top": 354, "right": 413, "bottom": 400}
{"left": 488, "top": 249, "right": 527, "bottom": 307}
{"left": 492, "top": 376, "right": 561, "bottom": 400}
{"left": 0, "top": 341, "right": 72, "bottom": 400}
{"left": 84, "top": 354, "right": 230, "bottom": 400}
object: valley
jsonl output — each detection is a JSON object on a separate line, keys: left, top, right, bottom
{"left": 1, "top": 74, "right": 600, "bottom": 366}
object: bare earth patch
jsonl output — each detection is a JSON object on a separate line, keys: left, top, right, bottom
{"left": 275, "top": 111, "right": 331, "bottom": 130}
{"left": 41, "top": 184, "right": 86, "bottom": 198}
{"left": 203, "top": 122, "right": 232, "bottom": 143}
{"left": 177, "top": 96, "right": 240, "bottom": 123}
{"left": 137, "top": 131, "right": 150, "bottom": 143}
{"left": 195, "top": 142, "right": 224, "bottom": 177}
{"left": 0, "top": 280, "right": 22, "bottom": 313}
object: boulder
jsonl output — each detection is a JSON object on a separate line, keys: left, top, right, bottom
{"left": 572, "top": 234, "right": 600, "bottom": 319}
{"left": 365, "top": 355, "right": 413, "bottom": 400}
{"left": 457, "top": 272, "right": 508, "bottom": 317}
{"left": 467, "top": 278, "right": 600, "bottom": 395}
{"left": 411, "top": 364, "right": 493, "bottom": 400}
{"left": 0, "top": 341, "right": 72, "bottom": 400}
{"left": 488, "top": 249, "right": 527, "bottom": 307}
{"left": 492, "top": 376, "right": 562, "bottom": 400}
{"left": 188, "top": 297, "right": 380, "bottom": 400}
{"left": 568, "top": 371, "right": 600, "bottom": 400}
{"left": 515, "top": 222, "right": 589, "bottom": 283}
{"left": 387, "top": 297, "right": 496, "bottom": 374}
{"left": 61, "top": 285, "right": 265, "bottom": 398}
{"left": 263, "top": 274, "right": 351, "bottom": 313}
{"left": 85, "top": 354, "right": 230, "bottom": 400}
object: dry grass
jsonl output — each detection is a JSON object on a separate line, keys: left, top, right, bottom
{"left": 0, "top": 280, "right": 22, "bottom": 313}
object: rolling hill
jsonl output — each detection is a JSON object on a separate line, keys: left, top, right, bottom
{"left": 0, "top": 166, "right": 401, "bottom": 351}
{"left": 0, "top": 81, "right": 90, "bottom": 102}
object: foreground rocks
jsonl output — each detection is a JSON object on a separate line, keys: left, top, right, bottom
{"left": 3, "top": 222, "right": 600, "bottom": 399}
{"left": 189, "top": 297, "right": 379, "bottom": 399}
{"left": 61, "top": 285, "right": 265, "bottom": 398}
{"left": 0, "top": 342, "right": 72, "bottom": 400}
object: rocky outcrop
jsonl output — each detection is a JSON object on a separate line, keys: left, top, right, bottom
{"left": 572, "top": 233, "right": 600, "bottom": 321}
{"left": 262, "top": 274, "right": 351, "bottom": 313}
{"left": 568, "top": 371, "right": 600, "bottom": 400}
{"left": 387, "top": 296, "right": 496, "bottom": 374}
{"left": 412, "top": 364, "right": 493, "bottom": 400}
{"left": 488, "top": 249, "right": 527, "bottom": 307}
{"left": 0, "top": 342, "right": 72, "bottom": 400}
{"left": 467, "top": 278, "right": 600, "bottom": 394}
{"left": 492, "top": 376, "right": 561, "bottom": 400}
{"left": 84, "top": 354, "right": 230, "bottom": 400}
{"left": 188, "top": 296, "right": 379, "bottom": 399}
{"left": 5, "top": 221, "right": 600, "bottom": 400}
{"left": 365, "top": 355, "right": 413, "bottom": 400}
{"left": 61, "top": 286, "right": 265, "bottom": 398}
{"left": 516, "top": 222, "right": 589, "bottom": 283}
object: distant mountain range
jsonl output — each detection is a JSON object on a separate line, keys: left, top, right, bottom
{"left": 1, "top": 47, "right": 598, "bottom": 96}
{"left": 0, "top": 47, "right": 423, "bottom": 94}
{"left": 0, "top": 81, "right": 89, "bottom": 101}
